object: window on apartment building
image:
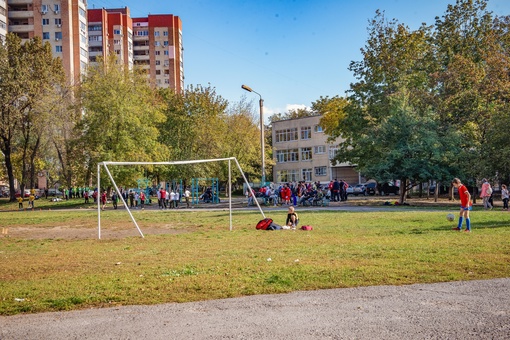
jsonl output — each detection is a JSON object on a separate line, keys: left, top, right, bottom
{"left": 301, "top": 126, "right": 311, "bottom": 140}
{"left": 276, "top": 170, "right": 300, "bottom": 183}
{"left": 164, "top": 50, "right": 169, "bottom": 56}
{"left": 89, "top": 25, "right": 102, "bottom": 31}
{"left": 314, "top": 145, "right": 326, "bottom": 154}
{"left": 55, "top": 18, "right": 62, "bottom": 25}
{"left": 114, "top": 40, "right": 120, "bottom": 45}
{"left": 315, "top": 166, "right": 327, "bottom": 177}
{"left": 81, "top": 34, "right": 86, "bottom": 44}
{"left": 155, "top": 70, "right": 161, "bottom": 75}
{"left": 42, "top": 19, "right": 49, "bottom": 26}
{"left": 164, "top": 41, "right": 169, "bottom": 46}
{"left": 155, "top": 60, "right": 161, "bottom": 66}
{"left": 43, "top": 32, "right": 50, "bottom": 40}
{"left": 55, "top": 45, "right": 62, "bottom": 53}
{"left": 154, "top": 31, "right": 160, "bottom": 36}
{"left": 302, "top": 169, "right": 312, "bottom": 182}
{"left": 89, "top": 35, "right": 102, "bottom": 42}
{"left": 79, "top": 8, "right": 86, "bottom": 18}
{"left": 41, "top": 4, "right": 49, "bottom": 13}
{"left": 275, "top": 149, "right": 299, "bottom": 163}
{"left": 155, "top": 51, "right": 160, "bottom": 56}
{"left": 54, "top": 4, "right": 60, "bottom": 12}
{"left": 164, "top": 79, "right": 170, "bottom": 84}
{"left": 154, "top": 41, "right": 160, "bottom": 46}
{"left": 301, "top": 147, "right": 312, "bottom": 161}
{"left": 314, "top": 125, "right": 324, "bottom": 133}
{"left": 80, "top": 47, "right": 87, "bottom": 57}
{"left": 54, "top": 32, "right": 62, "bottom": 40}
{"left": 136, "top": 30, "right": 148, "bottom": 36}
{"left": 114, "top": 29, "right": 121, "bottom": 35}
{"left": 275, "top": 128, "right": 298, "bottom": 143}
{"left": 164, "top": 60, "right": 169, "bottom": 66}
{"left": 163, "top": 31, "right": 168, "bottom": 36}
{"left": 164, "top": 70, "right": 169, "bottom": 75}
{"left": 328, "top": 145, "right": 340, "bottom": 160}
{"left": 80, "top": 21, "right": 86, "bottom": 32}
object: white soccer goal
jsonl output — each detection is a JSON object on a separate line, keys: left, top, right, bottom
{"left": 97, "top": 157, "right": 265, "bottom": 239}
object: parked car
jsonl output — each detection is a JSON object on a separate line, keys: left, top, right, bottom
{"left": 352, "top": 184, "right": 366, "bottom": 196}
{"left": 429, "top": 184, "right": 449, "bottom": 195}
{"left": 364, "top": 182, "right": 377, "bottom": 195}
{"left": 47, "top": 188, "right": 63, "bottom": 197}
{"left": 379, "top": 182, "right": 399, "bottom": 195}
{"left": 346, "top": 185, "right": 354, "bottom": 195}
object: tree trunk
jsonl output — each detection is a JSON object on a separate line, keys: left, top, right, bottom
{"left": 399, "top": 177, "right": 407, "bottom": 204}
{"left": 3, "top": 142, "right": 17, "bottom": 202}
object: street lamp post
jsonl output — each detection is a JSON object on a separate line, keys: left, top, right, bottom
{"left": 241, "top": 84, "right": 265, "bottom": 185}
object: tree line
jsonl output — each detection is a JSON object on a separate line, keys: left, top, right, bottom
{"left": 0, "top": 38, "right": 265, "bottom": 201}
{"left": 318, "top": 0, "right": 510, "bottom": 203}
{"left": 2, "top": 0, "right": 508, "bottom": 203}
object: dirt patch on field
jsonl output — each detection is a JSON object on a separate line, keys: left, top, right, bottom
{"left": 1, "top": 225, "right": 193, "bottom": 240}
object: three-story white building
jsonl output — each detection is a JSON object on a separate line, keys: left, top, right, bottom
{"left": 272, "top": 115, "right": 360, "bottom": 185}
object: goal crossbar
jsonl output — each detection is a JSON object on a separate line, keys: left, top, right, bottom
{"left": 97, "top": 157, "right": 266, "bottom": 239}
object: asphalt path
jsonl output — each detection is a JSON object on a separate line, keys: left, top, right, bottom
{"left": 1, "top": 278, "right": 509, "bottom": 339}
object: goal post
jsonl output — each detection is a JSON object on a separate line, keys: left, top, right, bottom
{"left": 97, "top": 157, "right": 266, "bottom": 239}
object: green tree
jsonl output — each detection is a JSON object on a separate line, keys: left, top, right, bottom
{"left": 158, "top": 85, "right": 228, "bottom": 182}
{"left": 77, "top": 56, "right": 166, "bottom": 188}
{"left": 432, "top": 0, "right": 510, "bottom": 183}
{"left": 0, "top": 34, "right": 65, "bottom": 201}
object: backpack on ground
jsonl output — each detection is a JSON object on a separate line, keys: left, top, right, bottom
{"left": 256, "top": 218, "right": 273, "bottom": 230}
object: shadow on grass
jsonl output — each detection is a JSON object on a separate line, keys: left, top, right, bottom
{"left": 0, "top": 197, "right": 96, "bottom": 211}
{"left": 430, "top": 220, "right": 510, "bottom": 231}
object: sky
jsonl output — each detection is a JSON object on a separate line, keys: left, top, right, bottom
{"left": 87, "top": 0, "right": 510, "bottom": 120}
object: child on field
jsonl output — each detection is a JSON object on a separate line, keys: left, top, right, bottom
{"left": 285, "top": 206, "right": 299, "bottom": 230}
{"left": 452, "top": 178, "right": 472, "bottom": 232}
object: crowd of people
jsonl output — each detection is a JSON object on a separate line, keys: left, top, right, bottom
{"left": 247, "top": 179, "right": 352, "bottom": 207}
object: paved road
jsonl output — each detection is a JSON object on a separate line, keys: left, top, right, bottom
{"left": 1, "top": 278, "right": 509, "bottom": 339}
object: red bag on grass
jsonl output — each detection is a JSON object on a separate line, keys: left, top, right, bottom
{"left": 256, "top": 218, "right": 273, "bottom": 230}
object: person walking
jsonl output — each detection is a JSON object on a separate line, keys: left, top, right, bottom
{"left": 452, "top": 178, "right": 472, "bottom": 232}
{"left": 101, "top": 190, "right": 107, "bottom": 211}
{"left": 480, "top": 178, "right": 493, "bottom": 210}
{"left": 501, "top": 184, "right": 509, "bottom": 211}
{"left": 111, "top": 192, "right": 118, "bottom": 209}
{"left": 184, "top": 187, "right": 191, "bottom": 208}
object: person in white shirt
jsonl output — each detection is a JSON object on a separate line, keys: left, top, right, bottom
{"left": 174, "top": 190, "right": 180, "bottom": 208}
{"left": 169, "top": 190, "right": 175, "bottom": 208}
{"left": 184, "top": 188, "right": 191, "bottom": 208}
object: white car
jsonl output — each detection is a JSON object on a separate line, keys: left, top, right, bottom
{"left": 353, "top": 184, "right": 366, "bottom": 196}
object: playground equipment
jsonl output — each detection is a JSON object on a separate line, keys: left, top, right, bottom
{"left": 191, "top": 178, "right": 220, "bottom": 204}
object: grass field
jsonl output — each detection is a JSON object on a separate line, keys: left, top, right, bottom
{"left": 0, "top": 204, "right": 509, "bottom": 316}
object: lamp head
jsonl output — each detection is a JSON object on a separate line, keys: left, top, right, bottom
{"left": 241, "top": 84, "right": 253, "bottom": 92}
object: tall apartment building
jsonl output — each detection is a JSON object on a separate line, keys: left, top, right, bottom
{"left": 132, "top": 14, "right": 183, "bottom": 91}
{"left": 87, "top": 7, "right": 133, "bottom": 69}
{"left": 272, "top": 115, "right": 360, "bottom": 185}
{"left": 0, "top": 0, "right": 6, "bottom": 41}
{"left": 6, "top": 3, "right": 182, "bottom": 91}
{"left": 7, "top": 0, "right": 88, "bottom": 84}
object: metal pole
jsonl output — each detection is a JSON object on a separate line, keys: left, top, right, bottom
{"left": 228, "top": 159, "right": 232, "bottom": 231}
{"left": 97, "top": 163, "right": 101, "bottom": 239}
{"left": 259, "top": 97, "right": 265, "bottom": 185}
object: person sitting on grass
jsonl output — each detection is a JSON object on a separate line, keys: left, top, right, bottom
{"left": 286, "top": 206, "right": 299, "bottom": 230}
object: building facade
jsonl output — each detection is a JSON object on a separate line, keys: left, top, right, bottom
{"left": 132, "top": 14, "right": 183, "bottom": 91}
{"left": 7, "top": 0, "right": 88, "bottom": 84}
{"left": 6, "top": 2, "right": 182, "bottom": 91}
{"left": 0, "top": 0, "right": 6, "bottom": 41}
{"left": 272, "top": 115, "right": 360, "bottom": 185}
